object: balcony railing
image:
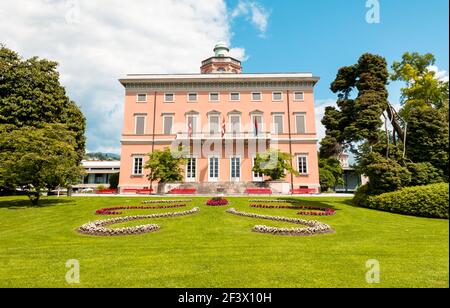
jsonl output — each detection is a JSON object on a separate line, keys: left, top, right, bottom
{"left": 176, "top": 132, "right": 271, "bottom": 140}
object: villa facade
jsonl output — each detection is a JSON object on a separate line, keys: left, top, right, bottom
{"left": 118, "top": 43, "right": 320, "bottom": 194}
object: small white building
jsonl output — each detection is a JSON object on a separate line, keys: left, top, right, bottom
{"left": 73, "top": 161, "right": 120, "bottom": 191}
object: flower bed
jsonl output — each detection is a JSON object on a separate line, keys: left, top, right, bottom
{"left": 78, "top": 207, "right": 200, "bottom": 236}
{"left": 226, "top": 208, "right": 334, "bottom": 236}
{"left": 249, "top": 200, "right": 336, "bottom": 216}
{"left": 206, "top": 197, "right": 229, "bottom": 206}
{"left": 141, "top": 199, "right": 192, "bottom": 204}
{"left": 96, "top": 204, "right": 187, "bottom": 215}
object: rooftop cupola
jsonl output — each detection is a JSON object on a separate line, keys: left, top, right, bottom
{"left": 201, "top": 42, "right": 242, "bottom": 74}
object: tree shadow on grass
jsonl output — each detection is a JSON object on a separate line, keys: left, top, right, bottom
{"left": 0, "top": 198, "right": 74, "bottom": 210}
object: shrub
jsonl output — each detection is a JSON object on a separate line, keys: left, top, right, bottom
{"left": 96, "top": 185, "right": 107, "bottom": 191}
{"left": 366, "top": 183, "right": 449, "bottom": 219}
{"left": 406, "top": 163, "right": 444, "bottom": 187}
{"left": 353, "top": 184, "right": 371, "bottom": 207}
{"left": 109, "top": 173, "right": 120, "bottom": 189}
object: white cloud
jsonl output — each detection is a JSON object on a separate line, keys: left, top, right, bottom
{"left": 427, "top": 65, "right": 450, "bottom": 82}
{"left": 314, "top": 99, "right": 337, "bottom": 142}
{"left": 0, "top": 0, "right": 245, "bottom": 154}
{"left": 231, "top": 0, "right": 270, "bottom": 37}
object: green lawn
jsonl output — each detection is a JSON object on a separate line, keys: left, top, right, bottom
{"left": 0, "top": 196, "right": 448, "bottom": 288}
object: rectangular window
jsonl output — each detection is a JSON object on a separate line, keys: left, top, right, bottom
{"left": 230, "top": 115, "right": 241, "bottom": 134}
{"left": 209, "top": 157, "right": 219, "bottom": 181}
{"left": 135, "top": 115, "right": 146, "bottom": 135}
{"left": 133, "top": 157, "right": 144, "bottom": 175}
{"left": 163, "top": 116, "right": 174, "bottom": 135}
{"left": 209, "top": 115, "right": 220, "bottom": 134}
{"left": 253, "top": 157, "right": 263, "bottom": 182}
{"left": 272, "top": 92, "right": 283, "bottom": 101}
{"left": 186, "top": 157, "right": 196, "bottom": 181}
{"left": 136, "top": 93, "right": 147, "bottom": 103}
{"left": 252, "top": 92, "right": 262, "bottom": 101}
{"left": 295, "top": 114, "right": 306, "bottom": 134}
{"left": 230, "top": 157, "right": 241, "bottom": 181}
{"left": 209, "top": 92, "right": 220, "bottom": 102}
{"left": 188, "top": 93, "right": 198, "bottom": 102}
{"left": 297, "top": 156, "right": 308, "bottom": 175}
{"left": 273, "top": 115, "right": 284, "bottom": 134}
{"left": 229, "top": 92, "right": 240, "bottom": 101}
{"left": 294, "top": 91, "right": 304, "bottom": 101}
{"left": 164, "top": 93, "right": 174, "bottom": 103}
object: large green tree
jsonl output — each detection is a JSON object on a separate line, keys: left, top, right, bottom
{"left": 144, "top": 147, "right": 188, "bottom": 185}
{"left": 391, "top": 52, "right": 449, "bottom": 180}
{"left": 0, "top": 124, "right": 84, "bottom": 205}
{"left": 0, "top": 45, "right": 86, "bottom": 163}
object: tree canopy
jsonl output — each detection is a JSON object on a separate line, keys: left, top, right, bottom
{"left": 253, "top": 149, "right": 299, "bottom": 181}
{"left": 0, "top": 45, "right": 86, "bottom": 163}
{"left": 144, "top": 147, "right": 188, "bottom": 184}
{"left": 0, "top": 124, "right": 84, "bottom": 205}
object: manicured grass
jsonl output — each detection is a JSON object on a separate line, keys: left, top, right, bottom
{"left": 0, "top": 196, "right": 448, "bottom": 288}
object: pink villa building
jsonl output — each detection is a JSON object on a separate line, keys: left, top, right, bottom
{"left": 118, "top": 43, "right": 320, "bottom": 194}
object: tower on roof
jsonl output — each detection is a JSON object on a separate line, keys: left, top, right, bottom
{"left": 201, "top": 42, "right": 242, "bottom": 74}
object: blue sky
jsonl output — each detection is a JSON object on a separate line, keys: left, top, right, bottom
{"left": 228, "top": 0, "right": 449, "bottom": 106}
{"left": 1, "top": 0, "right": 448, "bottom": 153}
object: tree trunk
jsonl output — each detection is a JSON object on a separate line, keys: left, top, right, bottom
{"left": 29, "top": 191, "right": 40, "bottom": 206}
{"left": 386, "top": 104, "right": 405, "bottom": 142}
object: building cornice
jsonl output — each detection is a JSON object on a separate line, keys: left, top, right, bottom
{"left": 119, "top": 73, "right": 320, "bottom": 91}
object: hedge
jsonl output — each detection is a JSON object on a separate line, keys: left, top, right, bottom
{"left": 366, "top": 183, "right": 449, "bottom": 219}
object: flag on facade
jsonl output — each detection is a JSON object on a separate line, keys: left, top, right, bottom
{"left": 254, "top": 117, "right": 259, "bottom": 136}
{"left": 221, "top": 116, "right": 226, "bottom": 138}
{"left": 188, "top": 120, "right": 193, "bottom": 138}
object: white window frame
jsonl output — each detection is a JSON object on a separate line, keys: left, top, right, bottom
{"left": 185, "top": 156, "right": 197, "bottom": 182}
{"left": 294, "top": 91, "right": 305, "bottom": 102}
{"left": 136, "top": 93, "right": 147, "bottom": 103}
{"left": 272, "top": 114, "right": 284, "bottom": 134}
{"left": 208, "top": 156, "right": 220, "bottom": 182}
{"left": 229, "top": 92, "right": 240, "bottom": 102}
{"left": 252, "top": 156, "right": 264, "bottom": 182}
{"left": 251, "top": 114, "right": 264, "bottom": 135}
{"left": 164, "top": 93, "right": 175, "bottom": 103}
{"left": 295, "top": 113, "right": 307, "bottom": 134}
{"left": 272, "top": 91, "right": 283, "bottom": 102}
{"left": 251, "top": 92, "right": 262, "bottom": 102}
{"left": 208, "top": 114, "right": 220, "bottom": 135}
{"left": 209, "top": 92, "right": 220, "bottom": 102}
{"left": 162, "top": 115, "right": 174, "bottom": 135}
{"left": 229, "top": 114, "right": 242, "bottom": 134}
{"left": 230, "top": 156, "right": 241, "bottom": 182}
{"left": 187, "top": 92, "right": 198, "bottom": 103}
{"left": 297, "top": 155, "right": 308, "bottom": 175}
{"left": 132, "top": 156, "right": 144, "bottom": 176}
{"left": 134, "top": 115, "right": 146, "bottom": 135}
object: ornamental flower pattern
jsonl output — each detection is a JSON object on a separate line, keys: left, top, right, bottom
{"left": 96, "top": 204, "right": 187, "bottom": 215}
{"left": 249, "top": 204, "right": 336, "bottom": 216}
{"left": 226, "top": 208, "right": 334, "bottom": 236}
{"left": 78, "top": 208, "right": 200, "bottom": 236}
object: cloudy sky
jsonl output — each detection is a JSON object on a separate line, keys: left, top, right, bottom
{"left": 1, "top": 0, "right": 449, "bottom": 154}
